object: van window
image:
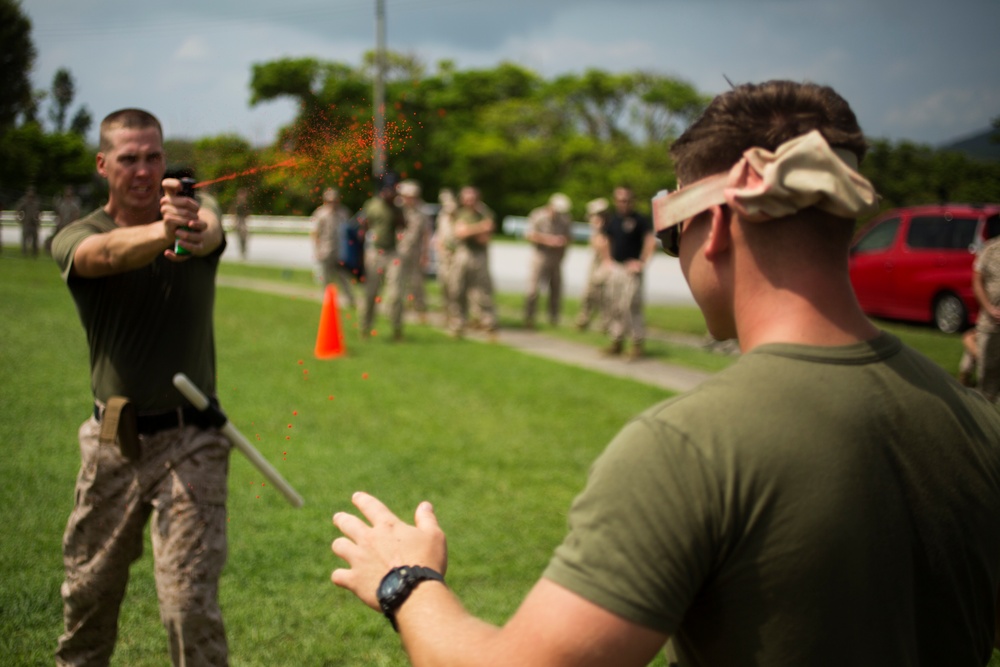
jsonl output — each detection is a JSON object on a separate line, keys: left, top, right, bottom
{"left": 908, "top": 216, "right": 977, "bottom": 250}
{"left": 987, "top": 215, "right": 1000, "bottom": 240}
{"left": 854, "top": 218, "right": 900, "bottom": 253}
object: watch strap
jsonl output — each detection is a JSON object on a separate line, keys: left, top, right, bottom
{"left": 379, "top": 565, "right": 445, "bottom": 632}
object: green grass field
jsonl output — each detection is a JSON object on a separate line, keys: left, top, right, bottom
{"left": 1, "top": 253, "right": 989, "bottom": 666}
{"left": 0, "top": 255, "right": 671, "bottom": 666}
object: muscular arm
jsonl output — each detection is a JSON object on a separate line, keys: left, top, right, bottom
{"left": 332, "top": 493, "right": 667, "bottom": 667}
{"left": 454, "top": 218, "right": 494, "bottom": 241}
{"left": 71, "top": 179, "right": 221, "bottom": 278}
{"left": 398, "top": 578, "right": 666, "bottom": 667}
{"left": 72, "top": 219, "right": 175, "bottom": 277}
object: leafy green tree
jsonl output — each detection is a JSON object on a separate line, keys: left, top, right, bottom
{"left": 861, "top": 138, "right": 1000, "bottom": 213}
{"left": 0, "top": 0, "right": 35, "bottom": 130}
{"left": 0, "top": 123, "right": 93, "bottom": 196}
{"left": 69, "top": 106, "right": 92, "bottom": 137}
{"left": 247, "top": 53, "right": 707, "bottom": 218}
{"left": 49, "top": 68, "right": 74, "bottom": 132}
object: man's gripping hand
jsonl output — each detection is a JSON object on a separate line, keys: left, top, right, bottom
{"left": 331, "top": 492, "right": 447, "bottom": 611}
{"left": 160, "top": 177, "right": 202, "bottom": 260}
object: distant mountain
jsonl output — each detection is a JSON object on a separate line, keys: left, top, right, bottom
{"left": 939, "top": 128, "right": 1000, "bottom": 162}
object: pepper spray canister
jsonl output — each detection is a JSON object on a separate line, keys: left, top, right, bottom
{"left": 174, "top": 177, "right": 197, "bottom": 256}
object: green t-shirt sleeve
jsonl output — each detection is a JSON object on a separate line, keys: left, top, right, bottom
{"left": 543, "top": 411, "right": 721, "bottom": 634}
{"left": 51, "top": 214, "right": 108, "bottom": 281}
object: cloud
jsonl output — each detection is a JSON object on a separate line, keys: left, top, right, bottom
{"left": 885, "top": 86, "right": 1000, "bottom": 142}
{"left": 175, "top": 36, "right": 211, "bottom": 62}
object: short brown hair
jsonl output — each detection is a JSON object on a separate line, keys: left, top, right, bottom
{"left": 670, "top": 81, "right": 867, "bottom": 185}
{"left": 99, "top": 108, "right": 163, "bottom": 152}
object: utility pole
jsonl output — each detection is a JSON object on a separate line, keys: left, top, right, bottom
{"left": 373, "top": 0, "right": 386, "bottom": 178}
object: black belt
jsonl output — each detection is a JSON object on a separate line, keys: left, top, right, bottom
{"left": 94, "top": 398, "right": 220, "bottom": 436}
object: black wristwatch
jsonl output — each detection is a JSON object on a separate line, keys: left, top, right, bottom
{"left": 376, "top": 565, "right": 445, "bottom": 632}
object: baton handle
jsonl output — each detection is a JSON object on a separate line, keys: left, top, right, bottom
{"left": 173, "top": 373, "right": 305, "bottom": 508}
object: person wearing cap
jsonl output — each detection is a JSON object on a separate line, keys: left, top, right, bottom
{"left": 600, "top": 185, "right": 655, "bottom": 360}
{"left": 523, "top": 193, "right": 573, "bottom": 328}
{"left": 397, "top": 180, "right": 432, "bottom": 324}
{"left": 328, "top": 81, "right": 1000, "bottom": 666}
{"left": 447, "top": 186, "right": 498, "bottom": 338}
{"left": 359, "top": 173, "right": 407, "bottom": 340}
{"left": 575, "top": 197, "right": 611, "bottom": 332}
{"left": 310, "top": 187, "right": 357, "bottom": 309}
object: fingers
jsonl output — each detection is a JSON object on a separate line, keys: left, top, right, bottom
{"left": 414, "top": 500, "right": 438, "bottom": 531}
{"left": 161, "top": 177, "right": 181, "bottom": 196}
{"left": 351, "top": 490, "right": 399, "bottom": 526}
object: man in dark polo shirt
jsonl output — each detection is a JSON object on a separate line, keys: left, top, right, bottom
{"left": 600, "top": 185, "right": 655, "bottom": 360}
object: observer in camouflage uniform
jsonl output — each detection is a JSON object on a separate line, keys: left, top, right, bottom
{"left": 523, "top": 193, "right": 573, "bottom": 328}
{"left": 360, "top": 175, "right": 407, "bottom": 339}
{"left": 397, "top": 180, "right": 432, "bottom": 319}
{"left": 51, "top": 108, "right": 231, "bottom": 667}
{"left": 310, "top": 188, "right": 357, "bottom": 308}
{"left": 16, "top": 185, "right": 42, "bottom": 257}
{"left": 448, "top": 186, "right": 498, "bottom": 336}
{"left": 974, "top": 238, "right": 1000, "bottom": 402}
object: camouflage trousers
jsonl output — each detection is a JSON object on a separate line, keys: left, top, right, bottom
{"left": 56, "top": 416, "right": 231, "bottom": 667}
{"left": 575, "top": 255, "right": 610, "bottom": 331}
{"left": 978, "top": 328, "right": 1000, "bottom": 403}
{"left": 524, "top": 248, "right": 565, "bottom": 326}
{"left": 321, "top": 258, "right": 358, "bottom": 309}
{"left": 362, "top": 247, "right": 404, "bottom": 336}
{"left": 398, "top": 248, "right": 428, "bottom": 314}
{"left": 448, "top": 247, "right": 496, "bottom": 333}
{"left": 605, "top": 263, "right": 645, "bottom": 344}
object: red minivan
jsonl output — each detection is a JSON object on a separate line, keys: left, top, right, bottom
{"left": 849, "top": 204, "right": 1000, "bottom": 333}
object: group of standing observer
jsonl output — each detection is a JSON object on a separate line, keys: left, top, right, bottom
{"left": 306, "top": 175, "right": 658, "bottom": 356}
{"left": 27, "top": 78, "right": 1000, "bottom": 667}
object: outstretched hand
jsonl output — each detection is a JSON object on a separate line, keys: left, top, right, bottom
{"left": 331, "top": 492, "right": 447, "bottom": 610}
{"left": 160, "top": 177, "right": 202, "bottom": 260}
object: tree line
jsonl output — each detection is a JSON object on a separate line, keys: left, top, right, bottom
{"left": 1, "top": 0, "right": 998, "bottom": 222}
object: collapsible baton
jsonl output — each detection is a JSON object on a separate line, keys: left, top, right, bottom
{"left": 173, "top": 373, "right": 305, "bottom": 508}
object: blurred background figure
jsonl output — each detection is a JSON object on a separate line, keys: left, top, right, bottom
{"left": 523, "top": 192, "right": 572, "bottom": 329}
{"left": 310, "top": 187, "right": 357, "bottom": 308}
{"left": 576, "top": 197, "right": 611, "bottom": 332}
{"left": 448, "top": 185, "right": 498, "bottom": 338}
{"left": 600, "top": 185, "right": 655, "bottom": 360}
{"left": 47, "top": 185, "right": 82, "bottom": 254}
{"left": 360, "top": 173, "right": 407, "bottom": 340}
{"left": 230, "top": 187, "right": 251, "bottom": 260}
{"left": 434, "top": 188, "right": 458, "bottom": 328}
{"left": 15, "top": 185, "right": 41, "bottom": 258}
{"left": 397, "top": 179, "right": 432, "bottom": 324}
{"left": 973, "top": 235, "right": 1000, "bottom": 401}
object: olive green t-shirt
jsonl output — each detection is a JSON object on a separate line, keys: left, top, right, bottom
{"left": 544, "top": 333, "right": 1000, "bottom": 666}
{"left": 454, "top": 204, "right": 494, "bottom": 252}
{"left": 52, "top": 207, "right": 224, "bottom": 411}
{"left": 362, "top": 196, "right": 403, "bottom": 252}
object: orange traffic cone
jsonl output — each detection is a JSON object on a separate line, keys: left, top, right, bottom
{"left": 315, "top": 284, "right": 345, "bottom": 359}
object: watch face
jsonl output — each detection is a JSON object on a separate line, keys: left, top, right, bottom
{"left": 378, "top": 569, "right": 405, "bottom": 601}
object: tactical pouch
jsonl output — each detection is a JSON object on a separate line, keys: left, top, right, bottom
{"left": 98, "top": 396, "right": 140, "bottom": 460}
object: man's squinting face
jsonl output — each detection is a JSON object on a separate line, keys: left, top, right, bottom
{"left": 97, "top": 127, "right": 165, "bottom": 212}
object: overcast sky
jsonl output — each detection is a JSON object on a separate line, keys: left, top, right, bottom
{"left": 21, "top": 0, "right": 1000, "bottom": 148}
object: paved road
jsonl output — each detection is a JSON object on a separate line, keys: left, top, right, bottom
{"left": 3, "top": 223, "right": 695, "bottom": 306}
{"left": 222, "top": 233, "right": 697, "bottom": 306}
